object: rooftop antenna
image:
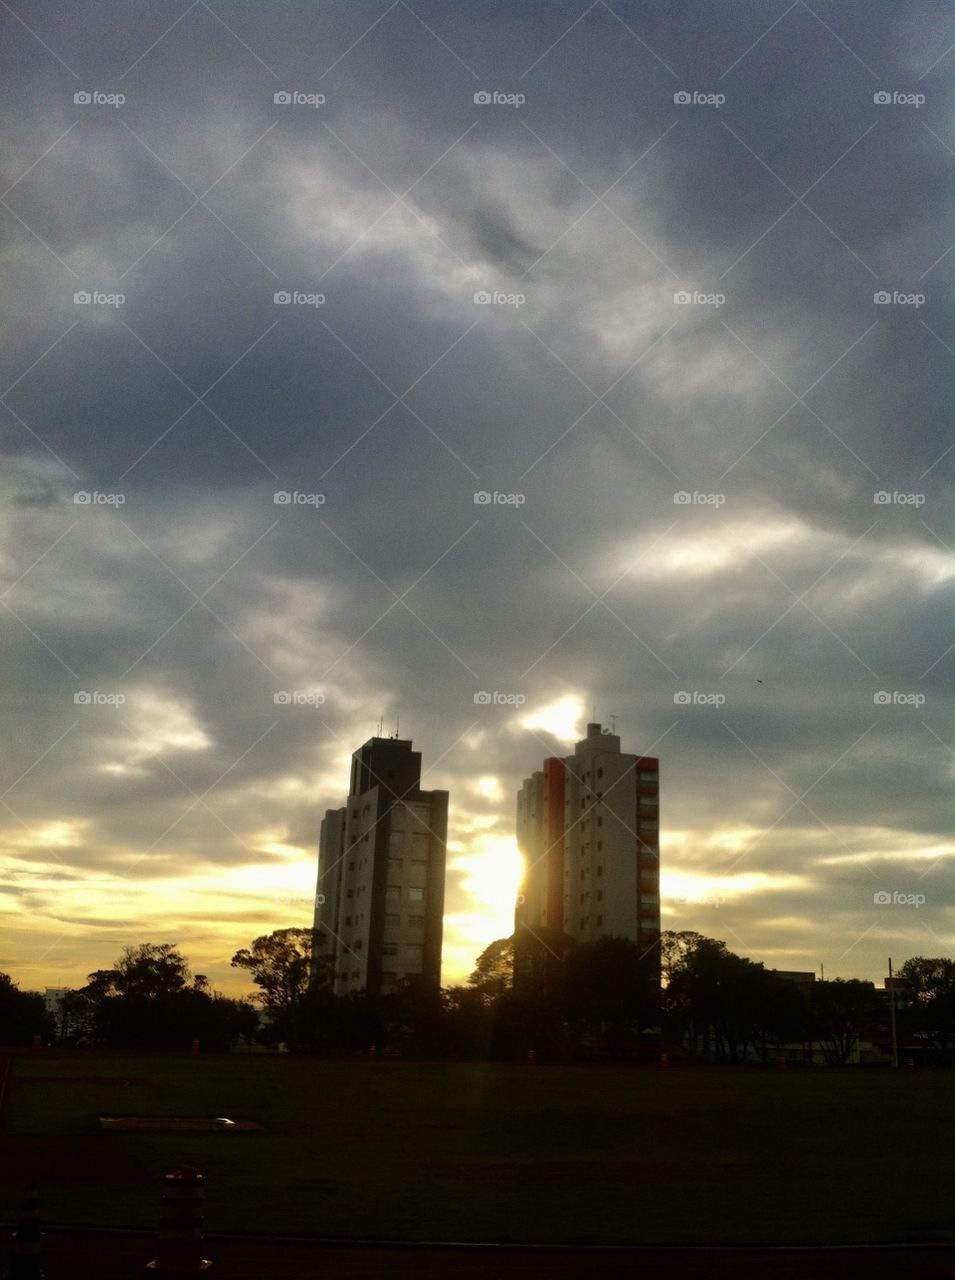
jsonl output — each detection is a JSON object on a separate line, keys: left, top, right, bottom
{"left": 609, "top": 714, "right": 618, "bottom": 734}
{"left": 394, "top": 713, "right": 400, "bottom": 739}
{"left": 377, "top": 714, "right": 383, "bottom": 737}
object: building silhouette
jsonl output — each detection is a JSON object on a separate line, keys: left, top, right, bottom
{"left": 313, "top": 736, "right": 448, "bottom": 996}
{"left": 515, "top": 722, "right": 660, "bottom": 947}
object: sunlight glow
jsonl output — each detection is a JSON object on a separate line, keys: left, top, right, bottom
{"left": 519, "top": 694, "right": 584, "bottom": 745}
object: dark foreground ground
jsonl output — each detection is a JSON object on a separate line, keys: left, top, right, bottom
{"left": 2, "top": 1049, "right": 954, "bottom": 1266}
{"left": 8, "top": 1230, "right": 955, "bottom": 1280}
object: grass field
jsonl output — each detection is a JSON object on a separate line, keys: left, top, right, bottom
{"left": 3, "top": 1051, "right": 954, "bottom": 1246}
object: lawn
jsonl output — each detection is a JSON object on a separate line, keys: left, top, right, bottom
{"left": 3, "top": 1051, "right": 954, "bottom": 1246}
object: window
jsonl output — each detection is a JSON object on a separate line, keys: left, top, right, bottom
{"left": 404, "top": 944, "right": 424, "bottom": 967}
{"left": 597, "top": 840, "right": 603, "bottom": 851}
{"left": 384, "top": 913, "right": 399, "bottom": 928}
{"left": 347, "top": 888, "right": 354, "bottom": 899}
{"left": 596, "top": 864, "right": 603, "bottom": 877}
{"left": 389, "top": 830, "right": 405, "bottom": 849}
{"left": 411, "top": 858, "right": 428, "bottom": 871}
{"left": 407, "top": 914, "right": 425, "bottom": 928}
{"left": 412, "top": 832, "right": 429, "bottom": 852}
{"left": 382, "top": 943, "right": 397, "bottom": 957}
{"left": 385, "top": 884, "right": 401, "bottom": 900}
{"left": 344, "top": 915, "right": 351, "bottom": 926}
{"left": 597, "top": 816, "right": 602, "bottom": 827}
{"left": 348, "top": 861, "right": 354, "bottom": 871}
{"left": 596, "top": 915, "right": 602, "bottom": 927}
{"left": 381, "top": 971, "right": 397, "bottom": 987}
{"left": 408, "top": 886, "right": 424, "bottom": 902}
{"left": 597, "top": 767, "right": 603, "bottom": 779}
{"left": 352, "top": 810, "right": 358, "bottom": 821}
{"left": 354, "top": 939, "right": 362, "bottom": 950}
{"left": 388, "top": 857, "right": 402, "bottom": 873}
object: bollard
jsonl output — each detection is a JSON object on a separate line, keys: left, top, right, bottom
{"left": 526, "top": 1048, "right": 535, "bottom": 1066}
{"left": 4, "top": 1184, "right": 42, "bottom": 1280}
{"left": 906, "top": 1055, "right": 915, "bottom": 1071}
{"left": 659, "top": 1051, "right": 669, "bottom": 1069}
{"left": 367, "top": 1043, "right": 376, "bottom": 1061}
{"left": 144, "top": 1167, "right": 212, "bottom": 1275}
{"left": 191, "top": 1039, "right": 200, "bottom": 1058}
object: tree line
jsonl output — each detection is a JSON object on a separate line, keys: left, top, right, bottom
{"left": 2, "top": 929, "right": 954, "bottom": 1065}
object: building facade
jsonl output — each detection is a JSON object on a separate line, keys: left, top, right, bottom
{"left": 516, "top": 722, "right": 660, "bottom": 948}
{"left": 313, "top": 736, "right": 448, "bottom": 997}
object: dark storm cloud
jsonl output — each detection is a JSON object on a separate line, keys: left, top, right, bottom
{"left": 1, "top": 0, "right": 951, "bottom": 991}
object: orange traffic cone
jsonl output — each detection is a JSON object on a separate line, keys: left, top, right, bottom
{"left": 4, "top": 1184, "right": 43, "bottom": 1279}
{"left": 144, "top": 1167, "right": 212, "bottom": 1275}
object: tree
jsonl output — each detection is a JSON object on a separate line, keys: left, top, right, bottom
{"left": 810, "top": 979, "right": 883, "bottom": 1065}
{"left": 561, "top": 935, "right": 659, "bottom": 1059}
{"left": 0, "top": 973, "right": 49, "bottom": 1046}
{"left": 897, "top": 957, "right": 955, "bottom": 1064}
{"left": 64, "top": 944, "right": 254, "bottom": 1051}
{"left": 468, "top": 936, "right": 514, "bottom": 1003}
{"left": 231, "top": 928, "right": 318, "bottom": 1050}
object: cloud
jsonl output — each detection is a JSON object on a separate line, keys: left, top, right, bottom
{"left": 0, "top": 0, "right": 952, "bottom": 995}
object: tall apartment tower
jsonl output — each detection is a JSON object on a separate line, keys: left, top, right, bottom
{"left": 313, "top": 736, "right": 448, "bottom": 996}
{"left": 515, "top": 722, "right": 660, "bottom": 947}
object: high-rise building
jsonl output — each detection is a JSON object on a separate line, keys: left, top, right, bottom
{"left": 515, "top": 722, "right": 660, "bottom": 948}
{"left": 313, "top": 735, "right": 448, "bottom": 996}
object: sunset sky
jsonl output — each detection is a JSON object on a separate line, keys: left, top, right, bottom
{"left": 1, "top": 1, "right": 952, "bottom": 1000}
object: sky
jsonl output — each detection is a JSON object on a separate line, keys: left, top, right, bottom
{"left": 1, "top": 0, "right": 952, "bottom": 999}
